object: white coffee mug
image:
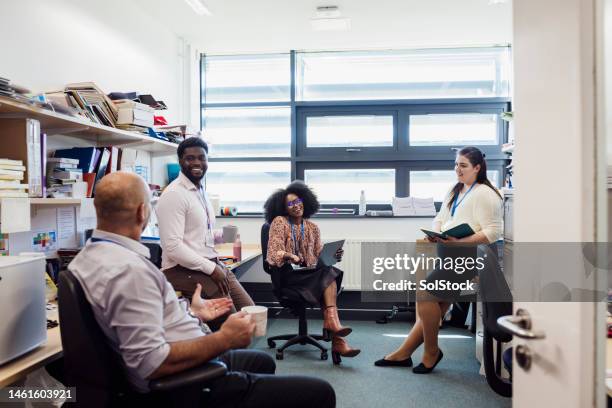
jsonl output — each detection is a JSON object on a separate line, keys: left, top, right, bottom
{"left": 241, "top": 305, "right": 268, "bottom": 337}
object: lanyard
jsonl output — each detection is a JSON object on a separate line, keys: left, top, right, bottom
{"left": 288, "top": 218, "right": 305, "bottom": 256}
{"left": 451, "top": 183, "right": 476, "bottom": 217}
{"left": 197, "top": 187, "right": 213, "bottom": 233}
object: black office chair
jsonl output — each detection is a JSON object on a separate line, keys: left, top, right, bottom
{"left": 260, "top": 223, "right": 330, "bottom": 362}
{"left": 478, "top": 244, "right": 513, "bottom": 398}
{"left": 57, "top": 269, "right": 227, "bottom": 408}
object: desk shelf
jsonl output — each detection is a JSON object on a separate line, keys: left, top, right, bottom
{"left": 0, "top": 96, "right": 178, "bottom": 155}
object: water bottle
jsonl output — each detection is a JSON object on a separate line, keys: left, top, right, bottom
{"left": 233, "top": 233, "right": 242, "bottom": 262}
{"left": 359, "top": 190, "right": 366, "bottom": 216}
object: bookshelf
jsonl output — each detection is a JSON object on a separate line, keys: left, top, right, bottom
{"left": 0, "top": 96, "right": 178, "bottom": 155}
{"left": 0, "top": 94, "right": 177, "bottom": 253}
{"left": 0, "top": 198, "right": 82, "bottom": 206}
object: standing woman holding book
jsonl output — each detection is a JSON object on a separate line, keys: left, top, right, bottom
{"left": 375, "top": 146, "right": 502, "bottom": 374}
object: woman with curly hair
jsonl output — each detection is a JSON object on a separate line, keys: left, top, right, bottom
{"left": 264, "top": 181, "right": 360, "bottom": 362}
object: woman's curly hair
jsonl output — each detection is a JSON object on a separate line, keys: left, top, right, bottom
{"left": 263, "top": 180, "right": 320, "bottom": 223}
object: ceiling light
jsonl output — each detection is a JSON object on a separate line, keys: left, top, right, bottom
{"left": 315, "top": 6, "right": 341, "bottom": 18}
{"left": 310, "top": 6, "right": 350, "bottom": 31}
{"left": 184, "top": 0, "right": 212, "bottom": 16}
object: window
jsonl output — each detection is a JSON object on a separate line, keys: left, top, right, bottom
{"left": 205, "top": 162, "right": 291, "bottom": 212}
{"left": 304, "top": 169, "right": 396, "bottom": 205}
{"left": 204, "top": 107, "right": 291, "bottom": 158}
{"left": 410, "top": 170, "right": 500, "bottom": 202}
{"left": 201, "top": 47, "right": 511, "bottom": 214}
{"left": 295, "top": 47, "right": 511, "bottom": 101}
{"left": 203, "top": 54, "right": 290, "bottom": 103}
{"left": 409, "top": 113, "right": 499, "bottom": 146}
{"left": 306, "top": 115, "right": 394, "bottom": 148}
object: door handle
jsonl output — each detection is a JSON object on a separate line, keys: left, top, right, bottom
{"left": 497, "top": 309, "right": 546, "bottom": 339}
{"left": 345, "top": 148, "right": 362, "bottom": 152}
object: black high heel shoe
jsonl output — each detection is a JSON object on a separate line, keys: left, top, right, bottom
{"left": 412, "top": 349, "right": 443, "bottom": 374}
{"left": 374, "top": 356, "right": 413, "bottom": 367}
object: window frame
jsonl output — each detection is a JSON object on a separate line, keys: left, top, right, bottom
{"left": 201, "top": 50, "right": 511, "bottom": 215}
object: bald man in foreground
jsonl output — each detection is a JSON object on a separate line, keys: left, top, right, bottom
{"left": 68, "top": 172, "right": 335, "bottom": 407}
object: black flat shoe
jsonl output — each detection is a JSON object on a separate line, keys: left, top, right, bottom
{"left": 374, "top": 356, "right": 413, "bottom": 367}
{"left": 412, "top": 350, "right": 443, "bottom": 374}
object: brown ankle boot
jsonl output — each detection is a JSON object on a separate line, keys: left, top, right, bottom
{"left": 322, "top": 305, "right": 352, "bottom": 340}
{"left": 331, "top": 336, "right": 361, "bottom": 364}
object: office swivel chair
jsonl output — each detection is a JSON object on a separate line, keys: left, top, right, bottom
{"left": 478, "top": 244, "right": 513, "bottom": 398}
{"left": 57, "top": 269, "right": 227, "bottom": 408}
{"left": 260, "top": 223, "right": 331, "bottom": 362}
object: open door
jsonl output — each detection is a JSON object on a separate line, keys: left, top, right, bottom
{"left": 510, "top": 0, "right": 607, "bottom": 407}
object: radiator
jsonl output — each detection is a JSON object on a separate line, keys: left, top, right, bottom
{"left": 332, "top": 239, "right": 405, "bottom": 291}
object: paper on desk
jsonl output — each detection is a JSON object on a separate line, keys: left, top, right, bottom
{"left": 57, "top": 207, "right": 77, "bottom": 248}
{"left": 392, "top": 196, "right": 415, "bottom": 216}
{"left": 412, "top": 197, "right": 436, "bottom": 216}
{"left": 0, "top": 197, "right": 31, "bottom": 233}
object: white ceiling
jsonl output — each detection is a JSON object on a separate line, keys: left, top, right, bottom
{"left": 133, "top": 0, "right": 512, "bottom": 54}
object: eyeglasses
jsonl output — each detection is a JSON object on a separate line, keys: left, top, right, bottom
{"left": 287, "top": 198, "right": 303, "bottom": 208}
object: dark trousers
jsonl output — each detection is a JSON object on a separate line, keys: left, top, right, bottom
{"left": 205, "top": 350, "right": 336, "bottom": 408}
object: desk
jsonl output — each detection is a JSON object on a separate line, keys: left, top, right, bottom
{"left": 216, "top": 243, "right": 262, "bottom": 275}
{"left": 0, "top": 310, "right": 63, "bottom": 388}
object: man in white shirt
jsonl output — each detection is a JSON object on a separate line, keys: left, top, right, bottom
{"left": 69, "top": 172, "right": 335, "bottom": 407}
{"left": 156, "top": 137, "right": 254, "bottom": 318}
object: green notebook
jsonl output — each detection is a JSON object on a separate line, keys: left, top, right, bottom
{"left": 420, "top": 223, "right": 475, "bottom": 240}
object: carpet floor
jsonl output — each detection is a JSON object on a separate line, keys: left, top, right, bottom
{"left": 250, "top": 318, "right": 511, "bottom": 408}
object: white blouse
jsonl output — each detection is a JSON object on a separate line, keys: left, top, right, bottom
{"left": 433, "top": 183, "right": 503, "bottom": 243}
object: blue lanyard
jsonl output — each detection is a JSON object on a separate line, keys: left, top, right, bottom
{"left": 451, "top": 183, "right": 476, "bottom": 217}
{"left": 198, "top": 187, "right": 212, "bottom": 232}
{"left": 288, "top": 219, "right": 305, "bottom": 256}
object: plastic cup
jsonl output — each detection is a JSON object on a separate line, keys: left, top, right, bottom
{"left": 223, "top": 225, "right": 238, "bottom": 243}
{"left": 241, "top": 305, "right": 268, "bottom": 337}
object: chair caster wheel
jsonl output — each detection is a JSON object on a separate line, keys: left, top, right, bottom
{"left": 268, "top": 340, "right": 276, "bottom": 349}
{"left": 332, "top": 351, "right": 341, "bottom": 365}
{"left": 320, "top": 351, "right": 328, "bottom": 360}
{"left": 276, "top": 351, "right": 284, "bottom": 360}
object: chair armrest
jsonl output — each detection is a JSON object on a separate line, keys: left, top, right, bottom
{"left": 149, "top": 361, "right": 227, "bottom": 392}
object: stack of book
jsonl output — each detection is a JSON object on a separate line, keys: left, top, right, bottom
{"left": 0, "top": 77, "right": 15, "bottom": 98}
{"left": 154, "top": 124, "right": 196, "bottom": 144}
{"left": 114, "top": 100, "right": 154, "bottom": 130}
{"left": 0, "top": 77, "right": 34, "bottom": 104}
{"left": 51, "top": 146, "right": 119, "bottom": 197}
{"left": 608, "top": 166, "right": 612, "bottom": 189}
{"left": 0, "top": 159, "right": 28, "bottom": 198}
{"left": 46, "top": 157, "right": 82, "bottom": 198}
{"left": 64, "top": 82, "right": 119, "bottom": 127}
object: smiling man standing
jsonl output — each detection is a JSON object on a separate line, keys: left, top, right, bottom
{"left": 157, "top": 137, "right": 254, "bottom": 318}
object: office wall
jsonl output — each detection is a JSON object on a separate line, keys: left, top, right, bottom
{"left": 0, "top": 0, "right": 183, "bottom": 124}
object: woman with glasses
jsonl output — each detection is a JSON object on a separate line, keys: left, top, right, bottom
{"left": 264, "top": 181, "right": 360, "bottom": 363}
